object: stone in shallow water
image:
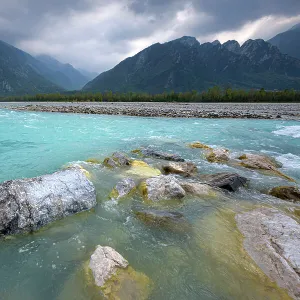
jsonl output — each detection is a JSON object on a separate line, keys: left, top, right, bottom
{"left": 200, "top": 172, "right": 248, "bottom": 192}
{"left": 238, "top": 153, "right": 294, "bottom": 182}
{"left": 0, "top": 168, "right": 96, "bottom": 235}
{"left": 179, "top": 180, "right": 217, "bottom": 197}
{"left": 269, "top": 186, "right": 300, "bottom": 203}
{"left": 103, "top": 152, "right": 132, "bottom": 169}
{"left": 162, "top": 161, "right": 197, "bottom": 177}
{"left": 125, "top": 160, "right": 161, "bottom": 178}
{"left": 188, "top": 141, "right": 212, "bottom": 150}
{"left": 206, "top": 148, "right": 230, "bottom": 163}
{"left": 134, "top": 148, "right": 185, "bottom": 162}
{"left": 236, "top": 208, "right": 300, "bottom": 299}
{"left": 88, "top": 245, "right": 151, "bottom": 299}
{"left": 109, "top": 178, "right": 136, "bottom": 200}
{"left": 134, "top": 209, "right": 189, "bottom": 232}
{"left": 141, "top": 175, "right": 186, "bottom": 202}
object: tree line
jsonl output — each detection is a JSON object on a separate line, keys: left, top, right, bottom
{"left": 1, "top": 87, "right": 300, "bottom": 103}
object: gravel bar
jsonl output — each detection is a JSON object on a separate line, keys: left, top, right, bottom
{"left": 2, "top": 102, "right": 300, "bottom": 120}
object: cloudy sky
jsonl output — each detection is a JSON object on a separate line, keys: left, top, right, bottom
{"left": 1, "top": 0, "right": 300, "bottom": 73}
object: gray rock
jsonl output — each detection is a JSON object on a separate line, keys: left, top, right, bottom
{"left": 0, "top": 168, "right": 96, "bottom": 235}
{"left": 134, "top": 209, "right": 189, "bottom": 232}
{"left": 89, "top": 245, "right": 128, "bottom": 287}
{"left": 179, "top": 180, "right": 217, "bottom": 197}
{"left": 206, "top": 148, "right": 230, "bottom": 163}
{"left": 200, "top": 172, "right": 248, "bottom": 192}
{"left": 140, "top": 148, "right": 185, "bottom": 162}
{"left": 110, "top": 178, "right": 136, "bottom": 200}
{"left": 111, "top": 152, "right": 132, "bottom": 166}
{"left": 143, "top": 175, "right": 186, "bottom": 202}
{"left": 162, "top": 161, "right": 197, "bottom": 177}
{"left": 236, "top": 208, "right": 300, "bottom": 299}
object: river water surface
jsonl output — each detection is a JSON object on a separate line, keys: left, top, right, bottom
{"left": 0, "top": 109, "right": 300, "bottom": 300}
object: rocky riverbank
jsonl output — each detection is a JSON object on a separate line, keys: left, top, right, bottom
{"left": 3, "top": 102, "right": 300, "bottom": 119}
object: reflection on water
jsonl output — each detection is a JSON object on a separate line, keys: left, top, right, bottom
{"left": 0, "top": 109, "right": 299, "bottom": 299}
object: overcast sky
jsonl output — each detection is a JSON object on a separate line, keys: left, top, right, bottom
{"left": 1, "top": 0, "right": 300, "bottom": 73}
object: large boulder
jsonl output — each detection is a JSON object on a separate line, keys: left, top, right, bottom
{"left": 109, "top": 178, "right": 136, "bottom": 200}
{"left": 89, "top": 245, "right": 151, "bottom": 299}
{"left": 162, "top": 161, "right": 197, "bottom": 177}
{"left": 269, "top": 186, "right": 300, "bottom": 203}
{"left": 134, "top": 209, "right": 189, "bottom": 232}
{"left": 236, "top": 208, "right": 300, "bottom": 299}
{"left": 133, "top": 148, "right": 184, "bottom": 162}
{"left": 140, "top": 175, "right": 186, "bottom": 202}
{"left": 206, "top": 148, "right": 230, "bottom": 163}
{"left": 200, "top": 173, "right": 248, "bottom": 192}
{"left": 103, "top": 152, "right": 132, "bottom": 169}
{"left": 238, "top": 153, "right": 294, "bottom": 182}
{"left": 0, "top": 168, "right": 96, "bottom": 235}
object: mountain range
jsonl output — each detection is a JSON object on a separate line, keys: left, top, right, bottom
{"left": 0, "top": 42, "right": 96, "bottom": 96}
{"left": 1, "top": 24, "right": 300, "bottom": 96}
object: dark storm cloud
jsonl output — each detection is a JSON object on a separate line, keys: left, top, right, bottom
{"left": 0, "top": 0, "right": 300, "bottom": 72}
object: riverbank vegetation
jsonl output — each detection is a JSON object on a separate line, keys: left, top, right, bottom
{"left": 1, "top": 87, "right": 300, "bottom": 102}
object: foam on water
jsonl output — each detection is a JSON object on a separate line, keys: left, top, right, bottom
{"left": 273, "top": 125, "right": 300, "bottom": 138}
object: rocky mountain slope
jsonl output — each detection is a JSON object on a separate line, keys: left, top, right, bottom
{"left": 83, "top": 36, "right": 300, "bottom": 93}
{"left": 36, "top": 55, "right": 91, "bottom": 90}
{"left": 0, "top": 40, "right": 63, "bottom": 96}
{"left": 268, "top": 23, "right": 300, "bottom": 60}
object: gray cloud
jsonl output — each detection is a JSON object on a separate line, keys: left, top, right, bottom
{"left": 0, "top": 0, "right": 299, "bottom": 72}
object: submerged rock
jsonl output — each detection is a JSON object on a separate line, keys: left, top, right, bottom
{"left": 200, "top": 172, "right": 248, "bottom": 192}
{"left": 134, "top": 209, "right": 189, "bottom": 232}
{"left": 0, "top": 168, "right": 96, "bottom": 235}
{"left": 109, "top": 178, "right": 136, "bottom": 200}
{"left": 236, "top": 208, "right": 300, "bottom": 299}
{"left": 133, "top": 148, "right": 185, "bottom": 162}
{"left": 188, "top": 141, "right": 212, "bottom": 150}
{"left": 103, "top": 152, "right": 132, "bottom": 169}
{"left": 269, "top": 186, "right": 300, "bottom": 203}
{"left": 179, "top": 181, "right": 217, "bottom": 197}
{"left": 86, "top": 158, "right": 101, "bottom": 164}
{"left": 125, "top": 160, "right": 161, "bottom": 178}
{"left": 162, "top": 161, "right": 197, "bottom": 177}
{"left": 206, "top": 148, "right": 230, "bottom": 163}
{"left": 89, "top": 245, "right": 151, "bottom": 299}
{"left": 238, "top": 154, "right": 295, "bottom": 182}
{"left": 141, "top": 175, "right": 186, "bottom": 202}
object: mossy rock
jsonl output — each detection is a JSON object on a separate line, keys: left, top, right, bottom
{"left": 103, "top": 152, "right": 132, "bottom": 169}
{"left": 269, "top": 186, "right": 300, "bottom": 202}
{"left": 126, "top": 161, "right": 161, "bottom": 178}
{"left": 86, "top": 158, "right": 102, "bottom": 164}
{"left": 109, "top": 178, "right": 136, "bottom": 201}
{"left": 206, "top": 149, "right": 230, "bottom": 163}
{"left": 188, "top": 142, "right": 212, "bottom": 150}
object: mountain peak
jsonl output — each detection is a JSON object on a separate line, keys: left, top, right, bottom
{"left": 222, "top": 40, "right": 240, "bottom": 53}
{"left": 212, "top": 40, "right": 221, "bottom": 46}
{"left": 172, "top": 36, "right": 200, "bottom": 47}
{"left": 290, "top": 23, "right": 300, "bottom": 31}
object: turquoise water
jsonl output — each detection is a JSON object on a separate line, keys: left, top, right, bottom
{"left": 0, "top": 109, "right": 300, "bottom": 300}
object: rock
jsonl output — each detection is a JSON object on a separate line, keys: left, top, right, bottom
{"left": 134, "top": 148, "right": 185, "bottom": 162}
{"left": 86, "top": 158, "right": 101, "bottom": 164}
{"left": 89, "top": 245, "right": 151, "bottom": 299}
{"left": 188, "top": 142, "right": 212, "bottom": 150}
{"left": 269, "top": 186, "right": 300, "bottom": 202}
{"left": 206, "top": 148, "right": 230, "bottom": 163}
{"left": 236, "top": 208, "right": 300, "bottom": 300}
{"left": 134, "top": 209, "right": 189, "bottom": 232}
{"left": 162, "top": 161, "right": 197, "bottom": 177}
{"left": 109, "top": 178, "right": 136, "bottom": 200}
{"left": 125, "top": 160, "right": 161, "bottom": 178}
{"left": 238, "top": 153, "right": 295, "bottom": 182}
{"left": 103, "top": 152, "right": 132, "bottom": 169}
{"left": 179, "top": 181, "right": 217, "bottom": 197}
{"left": 200, "top": 173, "right": 248, "bottom": 192}
{"left": 141, "top": 175, "right": 186, "bottom": 202}
{"left": 0, "top": 168, "right": 96, "bottom": 235}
